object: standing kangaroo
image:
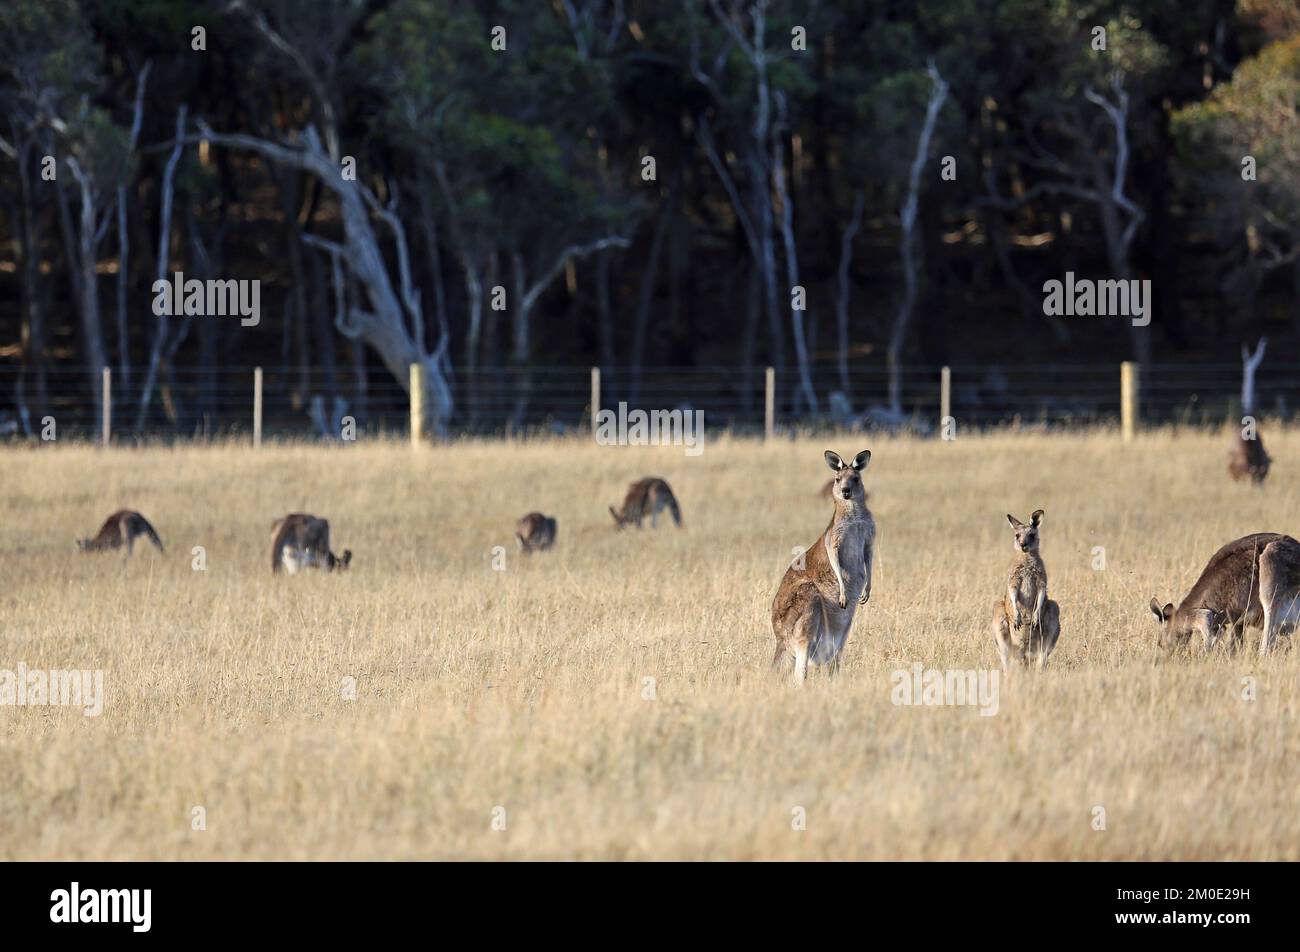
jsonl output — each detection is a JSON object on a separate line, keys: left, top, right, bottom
{"left": 1151, "top": 532, "right": 1300, "bottom": 655}
{"left": 1227, "top": 430, "right": 1270, "bottom": 485}
{"left": 992, "top": 510, "right": 1061, "bottom": 671}
{"left": 77, "top": 510, "right": 164, "bottom": 555}
{"left": 270, "top": 513, "right": 352, "bottom": 575}
{"left": 609, "top": 477, "right": 682, "bottom": 529}
{"left": 515, "top": 512, "right": 557, "bottom": 554}
{"left": 1229, "top": 338, "right": 1270, "bottom": 485}
{"left": 771, "top": 450, "right": 875, "bottom": 684}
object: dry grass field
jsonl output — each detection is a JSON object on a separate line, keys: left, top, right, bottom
{"left": 2, "top": 428, "right": 1298, "bottom": 860}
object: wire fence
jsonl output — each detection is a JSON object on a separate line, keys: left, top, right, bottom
{"left": 0, "top": 361, "right": 1289, "bottom": 441}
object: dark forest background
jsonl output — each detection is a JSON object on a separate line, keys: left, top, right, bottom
{"left": 1, "top": 0, "right": 1299, "bottom": 436}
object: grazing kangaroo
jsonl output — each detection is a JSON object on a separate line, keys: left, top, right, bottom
{"left": 77, "top": 510, "right": 164, "bottom": 555}
{"left": 992, "top": 510, "right": 1061, "bottom": 671}
{"left": 1151, "top": 532, "right": 1300, "bottom": 655}
{"left": 771, "top": 450, "right": 875, "bottom": 684}
{"left": 1227, "top": 430, "right": 1270, "bottom": 485}
{"left": 609, "top": 477, "right": 682, "bottom": 529}
{"left": 516, "top": 512, "right": 557, "bottom": 554}
{"left": 270, "top": 513, "right": 352, "bottom": 575}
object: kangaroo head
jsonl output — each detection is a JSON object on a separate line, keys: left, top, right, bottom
{"left": 1149, "top": 597, "right": 1224, "bottom": 651}
{"left": 609, "top": 505, "right": 627, "bottom": 529}
{"left": 1006, "top": 510, "right": 1043, "bottom": 553}
{"left": 824, "top": 450, "right": 870, "bottom": 503}
{"left": 335, "top": 549, "right": 352, "bottom": 571}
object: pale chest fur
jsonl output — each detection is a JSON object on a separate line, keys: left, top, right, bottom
{"left": 1008, "top": 558, "right": 1046, "bottom": 612}
{"left": 821, "top": 511, "right": 874, "bottom": 592}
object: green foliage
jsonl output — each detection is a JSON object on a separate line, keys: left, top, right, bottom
{"left": 360, "top": 0, "right": 628, "bottom": 253}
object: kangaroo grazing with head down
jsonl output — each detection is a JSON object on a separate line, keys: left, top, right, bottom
{"left": 1151, "top": 532, "right": 1300, "bottom": 656}
{"left": 992, "top": 510, "right": 1061, "bottom": 671}
{"left": 77, "top": 510, "right": 164, "bottom": 555}
{"left": 516, "top": 512, "right": 557, "bottom": 554}
{"left": 609, "top": 477, "right": 681, "bottom": 529}
{"left": 771, "top": 450, "right": 875, "bottom": 684}
{"left": 270, "top": 513, "right": 352, "bottom": 575}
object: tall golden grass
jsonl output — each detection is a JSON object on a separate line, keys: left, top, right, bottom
{"left": 2, "top": 428, "right": 1297, "bottom": 859}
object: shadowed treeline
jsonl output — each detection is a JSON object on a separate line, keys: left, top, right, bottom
{"left": 1, "top": 0, "right": 1298, "bottom": 436}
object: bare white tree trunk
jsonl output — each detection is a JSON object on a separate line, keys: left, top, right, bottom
{"left": 507, "top": 234, "right": 632, "bottom": 425}
{"left": 114, "top": 62, "right": 150, "bottom": 392}
{"left": 773, "top": 91, "right": 817, "bottom": 414}
{"left": 135, "top": 104, "right": 187, "bottom": 431}
{"left": 198, "top": 121, "right": 456, "bottom": 435}
{"left": 693, "top": 0, "right": 787, "bottom": 395}
{"left": 64, "top": 157, "right": 107, "bottom": 429}
{"left": 1084, "top": 74, "right": 1148, "bottom": 366}
{"left": 1241, "top": 337, "right": 1266, "bottom": 416}
{"left": 887, "top": 61, "right": 949, "bottom": 417}
{"left": 836, "top": 192, "right": 865, "bottom": 403}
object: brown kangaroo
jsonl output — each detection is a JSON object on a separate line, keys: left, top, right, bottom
{"left": 992, "top": 510, "right": 1060, "bottom": 671}
{"left": 1227, "top": 430, "right": 1270, "bottom": 485}
{"left": 270, "top": 513, "right": 352, "bottom": 575}
{"left": 771, "top": 450, "right": 875, "bottom": 683}
{"left": 77, "top": 510, "right": 164, "bottom": 555}
{"left": 609, "top": 477, "right": 681, "bottom": 529}
{"left": 515, "top": 512, "right": 557, "bottom": 554}
{"left": 1151, "top": 532, "right": 1300, "bottom": 655}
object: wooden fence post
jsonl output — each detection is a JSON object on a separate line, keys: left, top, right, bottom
{"left": 410, "top": 362, "right": 425, "bottom": 448}
{"left": 253, "top": 366, "right": 263, "bottom": 448}
{"left": 940, "top": 365, "right": 951, "bottom": 433}
{"left": 1121, "top": 361, "right": 1139, "bottom": 441}
{"left": 765, "top": 367, "right": 775, "bottom": 442}
{"left": 101, "top": 367, "right": 111, "bottom": 446}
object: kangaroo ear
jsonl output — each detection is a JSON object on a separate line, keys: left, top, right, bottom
{"left": 609, "top": 506, "right": 621, "bottom": 523}
{"left": 1031, "top": 509, "right": 1044, "bottom": 527}
{"left": 1149, "top": 598, "right": 1174, "bottom": 623}
{"left": 824, "top": 450, "right": 845, "bottom": 472}
{"left": 850, "top": 450, "right": 871, "bottom": 472}
{"left": 1006, "top": 514, "right": 1023, "bottom": 530}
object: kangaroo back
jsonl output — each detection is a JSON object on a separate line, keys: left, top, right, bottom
{"left": 658, "top": 484, "right": 682, "bottom": 527}
{"left": 1228, "top": 431, "right": 1270, "bottom": 484}
{"left": 125, "top": 512, "right": 165, "bottom": 553}
{"left": 270, "top": 513, "right": 349, "bottom": 575}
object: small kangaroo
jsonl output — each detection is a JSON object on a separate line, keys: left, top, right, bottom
{"left": 1151, "top": 532, "right": 1300, "bottom": 655}
{"left": 609, "top": 477, "right": 682, "bottom": 529}
{"left": 992, "top": 510, "right": 1061, "bottom": 671}
{"left": 1227, "top": 430, "right": 1270, "bottom": 485}
{"left": 77, "top": 510, "right": 164, "bottom": 555}
{"left": 771, "top": 450, "right": 875, "bottom": 684}
{"left": 516, "top": 512, "right": 557, "bottom": 554}
{"left": 270, "top": 513, "right": 352, "bottom": 575}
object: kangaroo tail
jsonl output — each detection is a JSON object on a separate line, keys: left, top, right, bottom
{"left": 667, "top": 495, "right": 682, "bottom": 527}
{"left": 138, "top": 517, "right": 165, "bottom": 553}
{"left": 270, "top": 524, "right": 290, "bottom": 574}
